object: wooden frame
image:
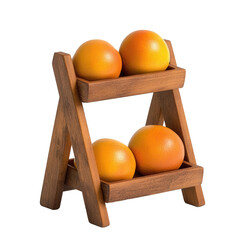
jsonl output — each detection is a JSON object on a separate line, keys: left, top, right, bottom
{"left": 40, "top": 40, "right": 205, "bottom": 227}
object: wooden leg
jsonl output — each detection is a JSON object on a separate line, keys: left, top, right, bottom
{"left": 40, "top": 99, "right": 71, "bottom": 209}
{"left": 182, "top": 185, "right": 205, "bottom": 206}
{"left": 52, "top": 52, "right": 109, "bottom": 227}
{"left": 156, "top": 89, "right": 205, "bottom": 206}
{"left": 146, "top": 92, "right": 164, "bottom": 125}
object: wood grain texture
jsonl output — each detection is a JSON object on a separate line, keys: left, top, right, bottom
{"left": 40, "top": 99, "right": 71, "bottom": 209}
{"left": 146, "top": 40, "right": 176, "bottom": 126}
{"left": 63, "top": 161, "right": 203, "bottom": 203}
{"left": 77, "top": 64, "right": 185, "bottom": 102}
{"left": 52, "top": 52, "right": 109, "bottom": 227}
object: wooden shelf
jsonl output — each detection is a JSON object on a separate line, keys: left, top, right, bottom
{"left": 64, "top": 159, "right": 203, "bottom": 203}
{"left": 77, "top": 64, "right": 186, "bottom": 102}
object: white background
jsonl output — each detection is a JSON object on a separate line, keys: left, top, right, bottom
{"left": 1, "top": 0, "right": 240, "bottom": 239}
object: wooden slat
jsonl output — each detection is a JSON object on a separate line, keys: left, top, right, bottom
{"left": 52, "top": 52, "right": 109, "bottom": 227}
{"left": 64, "top": 163, "right": 82, "bottom": 191}
{"left": 77, "top": 64, "right": 185, "bottom": 102}
{"left": 64, "top": 164, "right": 81, "bottom": 191}
{"left": 40, "top": 99, "right": 71, "bottom": 209}
{"left": 64, "top": 161, "right": 203, "bottom": 203}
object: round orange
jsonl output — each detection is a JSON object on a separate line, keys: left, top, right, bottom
{"left": 92, "top": 138, "right": 136, "bottom": 181}
{"left": 119, "top": 30, "right": 170, "bottom": 75}
{"left": 73, "top": 40, "right": 122, "bottom": 80}
{"left": 128, "top": 125, "right": 185, "bottom": 175}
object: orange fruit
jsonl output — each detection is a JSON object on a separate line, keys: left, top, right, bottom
{"left": 92, "top": 138, "right": 136, "bottom": 181}
{"left": 119, "top": 30, "right": 170, "bottom": 75}
{"left": 73, "top": 40, "right": 122, "bottom": 80}
{"left": 128, "top": 125, "right": 184, "bottom": 175}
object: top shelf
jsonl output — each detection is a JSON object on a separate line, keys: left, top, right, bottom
{"left": 77, "top": 64, "right": 186, "bottom": 103}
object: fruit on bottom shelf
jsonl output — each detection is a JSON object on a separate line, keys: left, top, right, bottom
{"left": 92, "top": 138, "right": 136, "bottom": 181}
{"left": 129, "top": 125, "right": 185, "bottom": 175}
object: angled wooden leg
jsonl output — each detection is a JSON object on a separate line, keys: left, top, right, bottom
{"left": 157, "top": 40, "right": 205, "bottom": 206}
{"left": 181, "top": 185, "right": 205, "bottom": 206}
{"left": 40, "top": 99, "right": 71, "bottom": 209}
{"left": 157, "top": 89, "right": 205, "bottom": 206}
{"left": 52, "top": 52, "right": 109, "bottom": 227}
{"left": 146, "top": 92, "right": 164, "bottom": 125}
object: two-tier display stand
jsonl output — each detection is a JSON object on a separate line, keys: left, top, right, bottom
{"left": 40, "top": 40, "right": 205, "bottom": 227}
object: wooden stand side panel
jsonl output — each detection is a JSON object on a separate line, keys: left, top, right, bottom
{"left": 52, "top": 52, "right": 109, "bottom": 227}
{"left": 157, "top": 89, "right": 205, "bottom": 206}
{"left": 40, "top": 99, "right": 71, "bottom": 209}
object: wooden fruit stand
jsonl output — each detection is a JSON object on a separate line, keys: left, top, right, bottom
{"left": 40, "top": 40, "right": 205, "bottom": 227}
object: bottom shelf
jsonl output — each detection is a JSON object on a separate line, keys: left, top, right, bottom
{"left": 64, "top": 159, "right": 203, "bottom": 203}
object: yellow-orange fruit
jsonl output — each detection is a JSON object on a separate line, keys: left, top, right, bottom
{"left": 73, "top": 40, "right": 122, "bottom": 80}
{"left": 120, "top": 30, "right": 170, "bottom": 75}
{"left": 128, "top": 125, "right": 184, "bottom": 175}
{"left": 93, "top": 138, "right": 136, "bottom": 181}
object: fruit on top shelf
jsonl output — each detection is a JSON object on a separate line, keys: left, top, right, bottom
{"left": 120, "top": 30, "right": 170, "bottom": 75}
{"left": 128, "top": 125, "right": 184, "bottom": 175}
{"left": 92, "top": 138, "right": 136, "bottom": 182}
{"left": 72, "top": 30, "right": 169, "bottom": 80}
{"left": 73, "top": 39, "right": 122, "bottom": 80}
